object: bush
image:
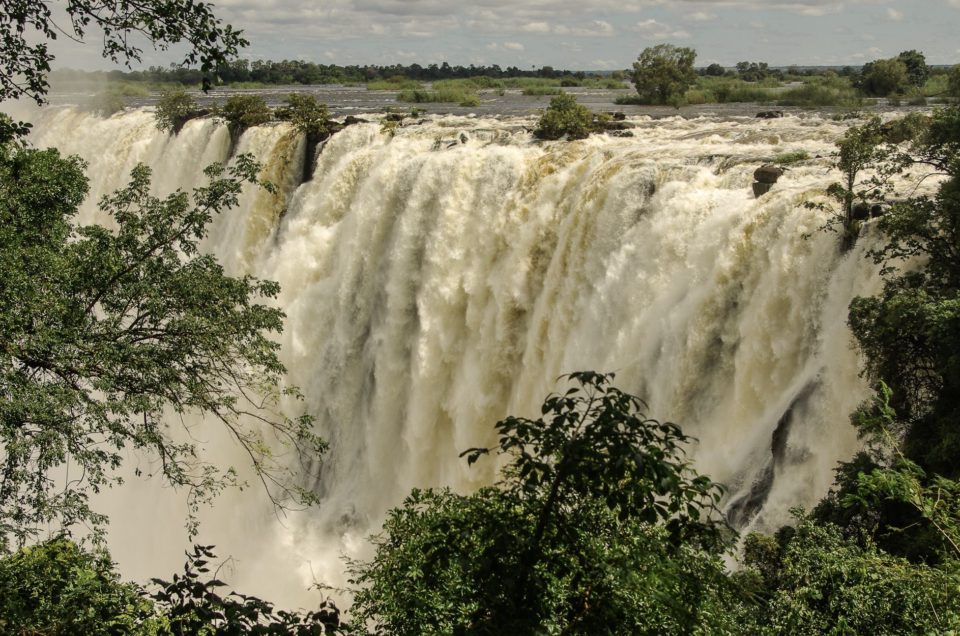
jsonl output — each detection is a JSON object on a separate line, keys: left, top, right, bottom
{"left": 154, "top": 88, "right": 199, "bottom": 133}
{"left": 859, "top": 58, "right": 909, "bottom": 97}
{"left": 274, "top": 93, "right": 331, "bottom": 137}
{"left": 215, "top": 94, "right": 272, "bottom": 137}
{"left": 0, "top": 538, "right": 161, "bottom": 635}
{"left": 522, "top": 85, "right": 561, "bottom": 96}
{"left": 533, "top": 92, "right": 594, "bottom": 140}
{"left": 773, "top": 150, "right": 810, "bottom": 165}
{"left": 397, "top": 87, "right": 480, "bottom": 105}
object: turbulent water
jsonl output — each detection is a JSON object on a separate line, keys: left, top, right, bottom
{"left": 22, "top": 105, "right": 890, "bottom": 606}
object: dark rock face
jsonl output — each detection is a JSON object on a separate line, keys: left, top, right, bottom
{"left": 606, "top": 111, "right": 627, "bottom": 121}
{"left": 753, "top": 164, "right": 784, "bottom": 184}
{"left": 609, "top": 130, "right": 634, "bottom": 138}
{"left": 753, "top": 181, "right": 774, "bottom": 197}
{"left": 342, "top": 115, "right": 368, "bottom": 126}
{"left": 871, "top": 204, "right": 885, "bottom": 218}
{"left": 602, "top": 121, "right": 630, "bottom": 131}
{"left": 756, "top": 110, "right": 785, "bottom": 119}
{"left": 852, "top": 202, "right": 871, "bottom": 221}
{"left": 383, "top": 113, "right": 405, "bottom": 122}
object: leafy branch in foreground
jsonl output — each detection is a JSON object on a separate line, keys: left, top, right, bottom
{"left": 0, "top": 0, "right": 247, "bottom": 106}
{"left": 0, "top": 140, "right": 323, "bottom": 548}
{"left": 349, "top": 372, "right": 738, "bottom": 635}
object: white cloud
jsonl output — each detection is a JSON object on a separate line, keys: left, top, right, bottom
{"left": 631, "top": 19, "right": 691, "bottom": 39}
{"left": 685, "top": 11, "right": 716, "bottom": 21}
{"left": 503, "top": 42, "right": 525, "bottom": 51}
{"left": 521, "top": 21, "right": 551, "bottom": 33}
{"left": 886, "top": 7, "right": 904, "bottom": 20}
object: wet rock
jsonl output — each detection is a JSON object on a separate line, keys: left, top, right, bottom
{"left": 754, "top": 164, "right": 784, "bottom": 185}
{"left": 383, "top": 113, "right": 405, "bottom": 122}
{"left": 871, "top": 203, "right": 885, "bottom": 218}
{"left": 852, "top": 202, "right": 871, "bottom": 221}
{"left": 605, "top": 111, "right": 627, "bottom": 121}
{"left": 609, "top": 130, "right": 634, "bottom": 138}
{"left": 752, "top": 181, "right": 774, "bottom": 197}
{"left": 342, "top": 115, "right": 368, "bottom": 126}
{"left": 602, "top": 121, "right": 630, "bottom": 131}
{"left": 756, "top": 110, "right": 785, "bottom": 119}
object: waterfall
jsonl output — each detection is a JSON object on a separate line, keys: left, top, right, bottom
{"left": 23, "top": 106, "right": 885, "bottom": 607}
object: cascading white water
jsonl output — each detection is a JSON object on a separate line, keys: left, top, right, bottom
{"left": 22, "top": 105, "right": 889, "bottom": 607}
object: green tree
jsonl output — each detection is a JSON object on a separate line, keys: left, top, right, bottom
{"left": 0, "top": 138, "right": 322, "bottom": 547}
{"left": 631, "top": 44, "right": 697, "bottom": 105}
{"left": 349, "top": 372, "right": 745, "bottom": 634}
{"left": 215, "top": 94, "right": 273, "bottom": 142}
{"left": 859, "top": 58, "right": 909, "bottom": 97}
{"left": 274, "top": 94, "right": 331, "bottom": 139}
{"left": 846, "top": 107, "right": 960, "bottom": 476}
{"left": 0, "top": 0, "right": 245, "bottom": 106}
{"left": 948, "top": 65, "right": 960, "bottom": 99}
{"left": 0, "top": 538, "right": 163, "bottom": 635}
{"left": 155, "top": 89, "right": 201, "bottom": 134}
{"left": 896, "top": 49, "right": 929, "bottom": 88}
{"left": 533, "top": 92, "right": 594, "bottom": 140}
{"left": 743, "top": 519, "right": 960, "bottom": 635}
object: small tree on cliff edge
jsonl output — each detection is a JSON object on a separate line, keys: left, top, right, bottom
{"left": 632, "top": 44, "right": 697, "bottom": 106}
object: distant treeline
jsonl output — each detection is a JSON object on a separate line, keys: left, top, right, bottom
{"left": 51, "top": 60, "right": 603, "bottom": 87}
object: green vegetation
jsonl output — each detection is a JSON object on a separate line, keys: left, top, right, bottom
{"left": 348, "top": 372, "right": 740, "bottom": 634}
{"left": 397, "top": 86, "right": 480, "bottom": 106}
{"left": 274, "top": 93, "right": 332, "bottom": 138}
{"left": 631, "top": 43, "right": 698, "bottom": 106}
{"left": 214, "top": 94, "right": 273, "bottom": 138}
{"left": 859, "top": 58, "right": 910, "bottom": 97}
{"left": 154, "top": 88, "right": 200, "bottom": 133}
{"left": 772, "top": 150, "right": 810, "bottom": 165}
{"left": 533, "top": 93, "right": 595, "bottom": 140}
{"left": 0, "top": 538, "right": 162, "bottom": 634}
{"left": 88, "top": 90, "right": 127, "bottom": 117}
{"left": 0, "top": 1, "right": 244, "bottom": 106}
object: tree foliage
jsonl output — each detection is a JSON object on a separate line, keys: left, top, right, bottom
{"left": 155, "top": 89, "right": 202, "bottom": 134}
{"left": 859, "top": 58, "right": 909, "bottom": 97}
{"left": 215, "top": 94, "right": 273, "bottom": 141}
{"left": 0, "top": 138, "right": 322, "bottom": 547}
{"left": 847, "top": 107, "right": 960, "bottom": 477}
{"left": 349, "top": 372, "right": 737, "bottom": 634}
{"left": 0, "top": 538, "right": 162, "bottom": 635}
{"left": 896, "top": 50, "right": 929, "bottom": 88}
{"left": 274, "top": 94, "right": 332, "bottom": 139}
{"left": 533, "top": 93, "right": 595, "bottom": 140}
{"left": 631, "top": 44, "right": 697, "bottom": 106}
{"left": 0, "top": 0, "right": 246, "bottom": 106}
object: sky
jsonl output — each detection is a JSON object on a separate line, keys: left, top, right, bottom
{"left": 55, "top": 0, "right": 960, "bottom": 71}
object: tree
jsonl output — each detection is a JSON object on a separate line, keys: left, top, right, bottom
{"left": 897, "top": 50, "right": 929, "bottom": 88}
{"left": 703, "top": 63, "right": 725, "bottom": 77}
{"left": 0, "top": 0, "right": 246, "bottom": 106}
{"left": 274, "top": 94, "right": 331, "bottom": 139}
{"left": 0, "top": 136, "right": 323, "bottom": 547}
{"left": 0, "top": 538, "right": 162, "bottom": 635}
{"left": 533, "top": 92, "right": 594, "bottom": 140}
{"left": 215, "top": 94, "right": 273, "bottom": 143}
{"left": 949, "top": 65, "right": 960, "bottom": 99}
{"left": 859, "top": 58, "right": 909, "bottom": 97}
{"left": 155, "top": 89, "right": 202, "bottom": 134}
{"left": 631, "top": 44, "right": 697, "bottom": 105}
{"left": 846, "top": 107, "right": 960, "bottom": 477}
{"left": 349, "top": 372, "right": 743, "bottom": 634}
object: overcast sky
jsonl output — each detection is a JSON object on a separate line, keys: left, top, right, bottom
{"left": 57, "top": 0, "right": 960, "bottom": 71}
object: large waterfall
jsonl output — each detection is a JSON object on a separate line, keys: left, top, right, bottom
{"left": 23, "top": 106, "right": 885, "bottom": 606}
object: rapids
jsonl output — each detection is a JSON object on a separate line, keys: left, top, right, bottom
{"left": 22, "top": 106, "right": 887, "bottom": 607}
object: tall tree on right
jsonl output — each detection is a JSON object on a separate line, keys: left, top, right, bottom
{"left": 631, "top": 44, "right": 697, "bottom": 105}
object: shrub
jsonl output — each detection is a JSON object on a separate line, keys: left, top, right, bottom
{"left": 777, "top": 83, "right": 861, "bottom": 108}
{"left": 154, "top": 88, "right": 199, "bottom": 133}
{"left": 522, "top": 85, "right": 561, "bottom": 96}
{"left": 0, "top": 538, "right": 161, "bottom": 635}
{"left": 533, "top": 92, "right": 594, "bottom": 140}
{"left": 215, "top": 94, "right": 272, "bottom": 137}
{"left": 397, "top": 87, "right": 480, "bottom": 105}
{"left": 773, "top": 150, "right": 810, "bottom": 165}
{"left": 274, "top": 93, "right": 331, "bottom": 137}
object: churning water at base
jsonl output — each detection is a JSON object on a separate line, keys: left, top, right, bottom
{"left": 23, "top": 106, "right": 888, "bottom": 607}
